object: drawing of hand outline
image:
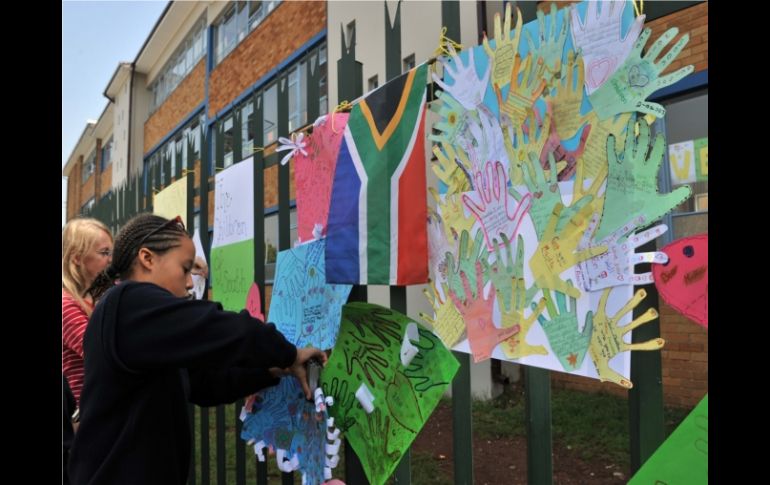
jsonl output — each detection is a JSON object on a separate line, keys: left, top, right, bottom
{"left": 448, "top": 261, "right": 518, "bottom": 362}
{"left": 587, "top": 287, "right": 664, "bottom": 388}
{"left": 570, "top": 0, "right": 645, "bottom": 94}
{"left": 462, "top": 160, "right": 532, "bottom": 251}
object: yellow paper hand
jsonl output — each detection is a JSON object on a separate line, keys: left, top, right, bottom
{"left": 432, "top": 142, "right": 473, "bottom": 195}
{"left": 579, "top": 111, "right": 630, "bottom": 182}
{"left": 494, "top": 54, "right": 547, "bottom": 131}
{"left": 529, "top": 202, "right": 607, "bottom": 298}
{"left": 499, "top": 274, "right": 548, "bottom": 359}
{"left": 420, "top": 280, "right": 466, "bottom": 348}
{"left": 551, "top": 50, "right": 590, "bottom": 140}
{"left": 482, "top": 3, "right": 523, "bottom": 90}
{"left": 430, "top": 188, "right": 476, "bottom": 243}
{"left": 587, "top": 287, "right": 664, "bottom": 388}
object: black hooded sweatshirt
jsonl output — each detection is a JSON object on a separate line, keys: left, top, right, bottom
{"left": 69, "top": 281, "right": 297, "bottom": 484}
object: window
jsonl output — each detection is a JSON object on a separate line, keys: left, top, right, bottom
{"left": 250, "top": 0, "right": 280, "bottom": 31}
{"left": 236, "top": 1, "right": 249, "bottom": 42}
{"left": 241, "top": 101, "right": 255, "bottom": 156}
{"left": 215, "top": 1, "right": 283, "bottom": 66}
{"left": 288, "top": 62, "right": 308, "bottom": 132}
{"left": 368, "top": 75, "right": 379, "bottom": 91}
{"left": 403, "top": 54, "right": 415, "bottom": 72}
{"left": 81, "top": 197, "right": 95, "bottom": 213}
{"left": 263, "top": 83, "right": 278, "bottom": 145}
{"left": 149, "top": 17, "right": 207, "bottom": 112}
{"left": 175, "top": 136, "right": 184, "bottom": 173}
{"left": 263, "top": 208, "right": 297, "bottom": 283}
{"left": 100, "top": 136, "right": 113, "bottom": 171}
{"left": 223, "top": 117, "right": 234, "bottom": 168}
{"left": 318, "top": 46, "right": 328, "bottom": 116}
{"left": 214, "top": 41, "right": 325, "bottom": 161}
{"left": 657, "top": 90, "right": 708, "bottom": 240}
{"left": 82, "top": 150, "right": 96, "bottom": 183}
{"left": 181, "top": 129, "right": 190, "bottom": 170}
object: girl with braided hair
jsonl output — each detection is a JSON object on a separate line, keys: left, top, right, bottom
{"left": 62, "top": 217, "right": 113, "bottom": 408}
{"left": 69, "top": 213, "right": 325, "bottom": 485}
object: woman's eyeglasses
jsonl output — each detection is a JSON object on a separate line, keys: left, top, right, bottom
{"left": 137, "top": 215, "right": 186, "bottom": 248}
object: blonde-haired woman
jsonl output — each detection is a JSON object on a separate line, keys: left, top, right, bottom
{"left": 62, "top": 217, "right": 113, "bottom": 406}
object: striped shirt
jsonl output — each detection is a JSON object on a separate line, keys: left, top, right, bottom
{"left": 62, "top": 290, "right": 92, "bottom": 406}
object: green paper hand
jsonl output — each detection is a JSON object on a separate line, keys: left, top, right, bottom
{"left": 588, "top": 27, "right": 694, "bottom": 120}
{"left": 537, "top": 281, "right": 592, "bottom": 371}
{"left": 595, "top": 117, "right": 691, "bottom": 241}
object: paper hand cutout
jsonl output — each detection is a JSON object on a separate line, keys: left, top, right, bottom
{"left": 589, "top": 27, "right": 694, "bottom": 120}
{"left": 427, "top": 211, "right": 452, "bottom": 284}
{"left": 579, "top": 111, "right": 630, "bottom": 182}
{"left": 463, "top": 160, "right": 532, "bottom": 251}
{"left": 431, "top": 188, "right": 476, "bottom": 243}
{"left": 537, "top": 281, "right": 592, "bottom": 370}
{"left": 420, "top": 280, "right": 466, "bottom": 348}
{"left": 432, "top": 142, "right": 473, "bottom": 195}
{"left": 530, "top": 202, "right": 607, "bottom": 299}
{"left": 493, "top": 54, "right": 547, "bottom": 130}
{"left": 511, "top": 151, "right": 592, "bottom": 240}
{"left": 433, "top": 45, "right": 491, "bottom": 111}
{"left": 445, "top": 229, "right": 489, "bottom": 300}
{"left": 551, "top": 50, "right": 588, "bottom": 140}
{"left": 596, "top": 117, "right": 691, "bottom": 241}
{"left": 524, "top": 4, "right": 570, "bottom": 87}
{"left": 570, "top": 0, "right": 646, "bottom": 94}
{"left": 587, "top": 288, "right": 664, "bottom": 389}
{"left": 429, "top": 89, "right": 470, "bottom": 147}
{"left": 482, "top": 3, "right": 523, "bottom": 89}
{"left": 497, "top": 236, "right": 548, "bottom": 360}
{"left": 459, "top": 109, "right": 509, "bottom": 173}
{"left": 448, "top": 262, "right": 518, "bottom": 362}
{"left": 577, "top": 213, "right": 669, "bottom": 291}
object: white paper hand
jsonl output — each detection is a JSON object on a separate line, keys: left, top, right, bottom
{"left": 571, "top": 1, "right": 646, "bottom": 94}
{"left": 576, "top": 213, "right": 668, "bottom": 291}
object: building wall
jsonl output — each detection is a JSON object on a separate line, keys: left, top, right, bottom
{"left": 646, "top": 1, "right": 708, "bottom": 74}
{"left": 67, "top": 157, "right": 83, "bottom": 220}
{"left": 207, "top": 0, "right": 326, "bottom": 118}
{"left": 99, "top": 158, "right": 113, "bottom": 198}
{"left": 328, "top": 0, "right": 479, "bottom": 108}
{"left": 144, "top": 60, "right": 206, "bottom": 154}
{"left": 112, "top": 78, "right": 131, "bottom": 187}
{"left": 131, "top": 72, "right": 152, "bottom": 179}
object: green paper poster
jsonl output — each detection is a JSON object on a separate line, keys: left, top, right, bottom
{"left": 210, "top": 239, "right": 254, "bottom": 312}
{"left": 629, "top": 394, "right": 708, "bottom": 484}
{"left": 320, "top": 302, "right": 459, "bottom": 485}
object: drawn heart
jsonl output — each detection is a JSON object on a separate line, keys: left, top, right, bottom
{"left": 628, "top": 64, "right": 650, "bottom": 88}
{"left": 588, "top": 58, "right": 613, "bottom": 87}
{"left": 652, "top": 234, "right": 708, "bottom": 328}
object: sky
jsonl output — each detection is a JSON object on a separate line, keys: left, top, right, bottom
{"left": 62, "top": 0, "right": 168, "bottom": 223}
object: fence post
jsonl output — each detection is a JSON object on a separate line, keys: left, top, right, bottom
{"left": 452, "top": 352, "right": 474, "bottom": 484}
{"left": 525, "top": 367, "right": 552, "bottom": 485}
{"left": 629, "top": 240, "right": 666, "bottom": 474}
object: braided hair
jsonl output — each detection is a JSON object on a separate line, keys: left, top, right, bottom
{"left": 88, "top": 213, "right": 189, "bottom": 301}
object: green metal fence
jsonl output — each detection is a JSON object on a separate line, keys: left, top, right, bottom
{"left": 76, "top": 2, "right": 667, "bottom": 483}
